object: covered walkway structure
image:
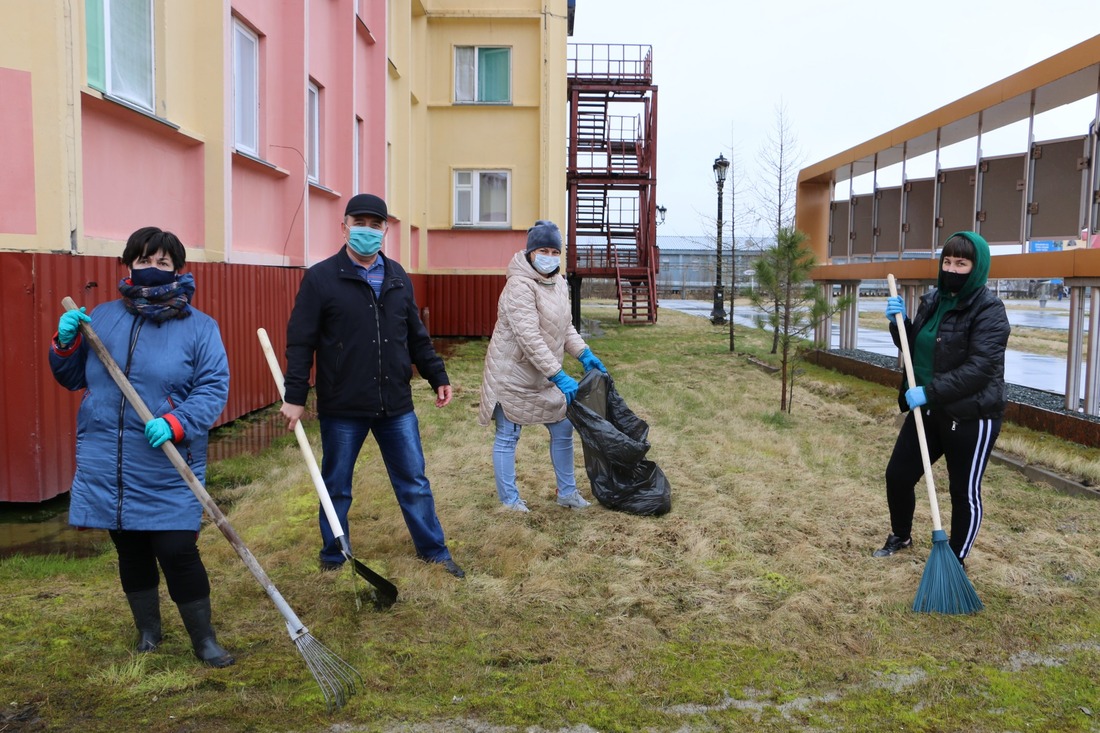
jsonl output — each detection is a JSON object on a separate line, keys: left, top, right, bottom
{"left": 797, "top": 34, "right": 1100, "bottom": 414}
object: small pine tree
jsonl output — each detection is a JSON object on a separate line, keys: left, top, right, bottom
{"left": 749, "top": 227, "right": 850, "bottom": 413}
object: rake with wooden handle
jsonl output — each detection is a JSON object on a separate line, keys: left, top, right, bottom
{"left": 256, "top": 327, "right": 398, "bottom": 609}
{"left": 62, "top": 297, "right": 362, "bottom": 710}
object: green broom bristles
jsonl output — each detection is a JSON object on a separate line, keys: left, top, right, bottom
{"left": 912, "top": 529, "right": 983, "bottom": 614}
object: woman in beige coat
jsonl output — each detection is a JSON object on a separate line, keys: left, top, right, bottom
{"left": 478, "top": 221, "right": 608, "bottom": 512}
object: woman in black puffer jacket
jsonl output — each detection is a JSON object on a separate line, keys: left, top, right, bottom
{"left": 873, "top": 231, "right": 1010, "bottom": 567}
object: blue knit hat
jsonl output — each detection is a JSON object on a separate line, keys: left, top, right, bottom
{"left": 526, "top": 220, "right": 562, "bottom": 253}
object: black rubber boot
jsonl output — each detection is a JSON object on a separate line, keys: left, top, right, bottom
{"left": 176, "top": 597, "right": 235, "bottom": 668}
{"left": 124, "top": 589, "right": 162, "bottom": 652}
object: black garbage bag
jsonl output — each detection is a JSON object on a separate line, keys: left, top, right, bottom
{"left": 566, "top": 370, "right": 671, "bottom": 515}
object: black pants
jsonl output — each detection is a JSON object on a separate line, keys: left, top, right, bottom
{"left": 109, "top": 530, "right": 211, "bottom": 604}
{"left": 884, "top": 409, "right": 1000, "bottom": 560}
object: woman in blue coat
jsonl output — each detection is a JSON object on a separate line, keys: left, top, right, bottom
{"left": 50, "top": 227, "right": 233, "bottom": 667}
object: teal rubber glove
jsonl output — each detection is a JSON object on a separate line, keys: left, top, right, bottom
{"left": 549, "top": 370, "right": 579, "bottom": 404}
{"left": 58, "top": 307, "right": 90, "bottom": 347}
{"left": 145, "top": 418, "right": 173, "bottom": 448}
{"left": 905, "top": 386, "right": 927, "bottom": 410}
{"left": 885, "top": 296, "right": 906, "bottom": 322}
{"left": 577, "top": 348, "right": 607, "bottom": 374}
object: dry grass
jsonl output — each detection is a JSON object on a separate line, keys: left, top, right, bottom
{"left": 1, "top": 309, "right": 1098, "bottom": 732}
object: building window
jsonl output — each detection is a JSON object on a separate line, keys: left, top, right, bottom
{"left": 454, "top": 170, "right": 510, "bottom": 227}
{"left": 232, "top": 19, "right": 259, "bottom": 156}
{"left": 307, "top": 81, "right": 320, "bottom": 183}
{"left": 454, "top": 46, "right": 511, "bottom": 104}
{"left": 86, "top": 0, "right": 154, "bottom": 112}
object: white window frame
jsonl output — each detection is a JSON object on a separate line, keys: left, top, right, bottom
{"left": 232, "top": 19, "right": 259, "bottom": 156}
{"left": 454, "top": 46, "right": 511, "bottom": 104}
{"left": 101, "top": 0, "right": 155, "bottom": 112}
{"left": 307, "top": 82, "right": 320, "bottom": 183}
{"left": 453, "top": 169, "right": 511, "bottom": 227}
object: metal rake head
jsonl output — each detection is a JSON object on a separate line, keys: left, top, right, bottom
{"left": 294, "top": 631, "right": 363, "bottom": 712}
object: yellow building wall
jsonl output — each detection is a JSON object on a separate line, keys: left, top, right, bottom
{"left": 406, "top": 0, "right": 567, "bottom": 272}
{"left": 0, "top": 1, "right": 79, "bottom": 254}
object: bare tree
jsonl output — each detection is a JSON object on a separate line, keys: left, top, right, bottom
{"left": 753, "top": 103, "right": 805, "bottom": 353}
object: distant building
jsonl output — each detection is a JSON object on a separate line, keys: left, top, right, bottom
{"left": 655, "top": 235, "right": 771, "bottom": 298}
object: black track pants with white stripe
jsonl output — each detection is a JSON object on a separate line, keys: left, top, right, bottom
{"left": 884, "top": 408, "right": 1001, "bottom": 560}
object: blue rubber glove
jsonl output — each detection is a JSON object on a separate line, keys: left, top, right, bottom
{"left": 905, "top": 386, "right": 927, "bottom": 410}
{"left": 885, "top": 296, "right": 906, "bottom": 322}
{"left": 145, "top": 418, "right": 173, "bottom": 448}
{"left": 57, "top": 307, "right": 90, "bottom": 347}
{"left": 577, "top": 348, "right": 608, "bottom": 374}
{"left": 549, "top": 370, "right": 579, "bottom": 404}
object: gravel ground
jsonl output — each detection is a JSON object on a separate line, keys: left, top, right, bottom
{"left": 832, "top": 348, "right": 1100, "bottom": 426}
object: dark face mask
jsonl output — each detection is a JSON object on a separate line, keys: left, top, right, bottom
{"left": 941, "top": 270, "right": 970, "bottom": 294}
{"left": 130, "top": 267, "right": 177, "bottom": 288}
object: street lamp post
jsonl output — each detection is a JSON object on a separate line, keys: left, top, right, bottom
{"left": 711, "top": 154, "right": 730, "bottom": 325}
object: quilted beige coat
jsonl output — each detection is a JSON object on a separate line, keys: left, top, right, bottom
{"left": 478, "top": 250, "right": 588, "bottom": 426}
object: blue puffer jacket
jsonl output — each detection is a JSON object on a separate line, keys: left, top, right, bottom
{"left": 49, "top": 299, "right": 230, "bottom": 531}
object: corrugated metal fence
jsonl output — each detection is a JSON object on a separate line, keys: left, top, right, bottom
{"left": 0, "top": 253, "right": 502, "bottom": 503}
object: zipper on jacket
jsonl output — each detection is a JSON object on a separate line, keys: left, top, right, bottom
{"left": 373, "top": 288, "right": 385, "bottom": 413}
{"left": 114, "top": 317, "right": 144, "bottom": 529}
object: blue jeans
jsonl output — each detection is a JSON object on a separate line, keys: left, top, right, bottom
{"left": 318, "top": 411, "right": 451, "bottom": 564}
{"left": 492, "top": 404, "right": 578, "bottom": 506}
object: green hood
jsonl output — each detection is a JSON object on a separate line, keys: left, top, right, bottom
{"left": 938, "top": 230, "right": 990, "bottom": 300}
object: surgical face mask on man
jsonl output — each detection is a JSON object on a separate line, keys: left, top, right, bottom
{"left": 532, "top": 253, "right": 560, "bottom": 275}
{"left": 348, "top": 226, "right": 383, "bottom": 256}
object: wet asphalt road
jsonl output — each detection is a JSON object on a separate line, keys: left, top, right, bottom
{"left": 660, "top": 298, "right": 1077, "bottom": 396}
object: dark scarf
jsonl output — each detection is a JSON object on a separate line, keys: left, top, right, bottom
{"left": 118, "top": 272, "right": 195, "bottom": 323}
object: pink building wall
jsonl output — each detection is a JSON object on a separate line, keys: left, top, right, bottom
{"left": 355, "top": 0, "right": 386, "bottom": 199}
{"left": 0, "top": 68, "right": 36, "bottom": 235}
{"left": 81, "top": 96, "right": 205, "bottom": 246}
{"left": 427, "top": 229, "right": 527, "bottom": 270}
{"left": 230, "top": 2, "right": 308, "bottom": 264}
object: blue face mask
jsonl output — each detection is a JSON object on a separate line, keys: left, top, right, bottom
{"left": 129, "top": 267, "right": 177, "bottom": 287}
{"left": 348, "top": 226, "right": 383, "bottom": 256}
{"left": 533, "top": 253, "right": 560, "bottom": 275}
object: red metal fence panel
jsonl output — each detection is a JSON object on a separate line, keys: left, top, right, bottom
{"left": 0, "top": 254, "right": 497, "bottom": 503}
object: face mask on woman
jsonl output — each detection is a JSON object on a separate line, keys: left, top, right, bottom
{"left": 130, "top": 267, "right": 177, "bottom": 287}
{"left": 532, "top": 253, "right": 560, "bottom": 275}
{"left": 941, "top": 270, "right": 970, "bottom": 294}
{"left": 348, "top": 226, "right": 383, "bottom": 256}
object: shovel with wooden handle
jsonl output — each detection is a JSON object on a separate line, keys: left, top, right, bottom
{"left": 61, "top": 297, "right": 362, "bottom": 710}
{"left": 256, "top": 328, "right": 398, "bottom": 609}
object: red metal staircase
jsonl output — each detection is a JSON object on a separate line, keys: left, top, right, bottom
{"left": 566, "top": 44, "right": 659, "bottom": 326}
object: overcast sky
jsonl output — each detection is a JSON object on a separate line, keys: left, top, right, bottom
{"left": 568, "top": 1, "right": 1099, "bottom": 237}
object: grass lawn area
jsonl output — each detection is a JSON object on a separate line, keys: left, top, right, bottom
{"left": 2, "top": 308, "right": 1098, "bottom": 732}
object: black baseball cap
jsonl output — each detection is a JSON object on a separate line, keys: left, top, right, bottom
{"left": 345, "top": 193, "right": 388, "bottom": 219}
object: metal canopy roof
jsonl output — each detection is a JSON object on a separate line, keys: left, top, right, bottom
{"left": 799, "top": 35, "right": 1100, "bottom": 186}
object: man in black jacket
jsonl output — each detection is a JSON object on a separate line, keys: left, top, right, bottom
{"left": 281, "top": 193, "right": 464, "bottom": 578}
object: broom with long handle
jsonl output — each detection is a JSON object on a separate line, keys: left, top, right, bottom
{"left": 61, "top": 297, "right": 362, "bottom": 710}
{"left": 256, "top": 328, "right": 397, "bottom": 608}
{"left": 885, "top": 277, "right": 983, "bottom": 614}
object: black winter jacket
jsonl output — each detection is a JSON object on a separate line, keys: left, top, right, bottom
{"left": 284, "top": 249, "right": 449, "bottom": 418}
{"left": 889, "top": 286, "right": 1010, "bottom": 420}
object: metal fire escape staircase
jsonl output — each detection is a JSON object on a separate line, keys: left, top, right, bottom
{"left": 566, "top": 44, "right": 659, "bottom": 326}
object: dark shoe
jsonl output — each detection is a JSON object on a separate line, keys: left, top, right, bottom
{"left": 872, "top": 533, "right": 912, "bottom": 558}
{"left": 124, "top": 588, "right": 162, "bottom": 652}
{"left": 438, "top": 558, "right": 466, "bottom": 579}
{"left": 319, "top": 559, "right": 344, "bottom": 572}
{"left": 176, "top": 598, "right": 235, "bottom": 668}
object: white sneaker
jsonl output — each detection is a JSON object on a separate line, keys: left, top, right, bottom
{"left": 556, "top": 492, "right": 591, "bottom": 509}
{"left": 502, "top": 499, "right": 529, "bottom": 513}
